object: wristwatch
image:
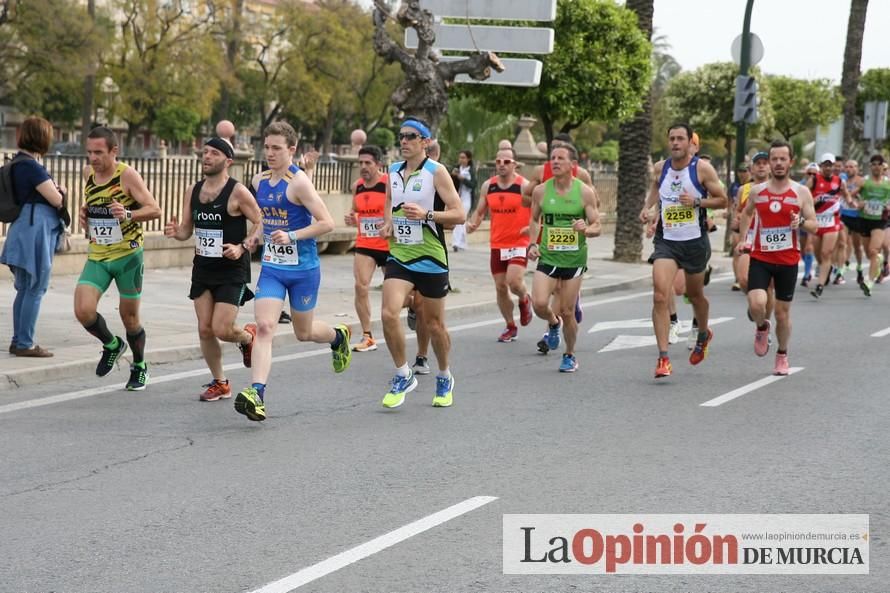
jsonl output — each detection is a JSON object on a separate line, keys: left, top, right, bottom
{"left": 125, "top": 209, "right": 133, "bottom": 220}
{"left": 425, "top": 210, "right": 435, "bottom": 222}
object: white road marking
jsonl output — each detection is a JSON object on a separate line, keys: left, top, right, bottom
{"left": 1, "top": 290, "right": 654, "bottom": 416}
{"left": 700, "top": 367, "right": 804, "bottom": 407}
{"left": 246, "top": 496, "right": 498, "bottom": 593}
{"left": 870, "top": 326, "right": 890, "bottom": 338}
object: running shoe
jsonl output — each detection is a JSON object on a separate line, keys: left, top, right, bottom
{"left": 412, "top": 355, "right": 431, "bottom": 375}
{"left": 574, "top": 295, "right": 583, "bottom": 323}
{"left": 773, "top": 352, "right": 790, "bottom": 376}
{"left": 810, "top": 284, "right": 823, "bottom": 299}
{"left": 668, "top": 321, "right": 680, "bottom": 345}
{"left": 96, "top": 338, "right": 128, "bottom": 377}
{"left": 125, "top": 362, "right": 149, "bottom": 391}
{"left": 382, "top": 370, "right": 417, "bottom": 408}
{"left": 234, "top": 386, "right": 266, "bottom": 421}
{"left": 559, "top": 353, "right": 578, "bottom": 373}
{"left": 278, "top": 311, "right": 291, "bottom": 324}
{"left": 407, "top": 307, "right": 417, "bottom": 331}
{"left": 546, "top": 318, "right": 561, "bottom": 351}
{"left": 686, "top": 324, "right": 698, "bottom": 351}
{"left": 352, "top": 333, "right": 378, "bottom": 352}
{"left": 800, "top": 274, "right": 811, "bottom": 288}
{"left": 433, "top": 374, "right": 454, "bottom": 407}
{"left": 239, "top": 323, "right": 257, "bottom": 368}
{"left": 331, "top": 324, "right": 352, "bottom": 373}
{"left": 861, "top": 280, "right": 873, "bottom": 297}
{"left": 731, "top": 282, "right": 742, "bottom": 291}
{"left": 857, "top": 269, "right": 865, "bottom": 286}
{"left": 689, "top": 329, "right": 713, "bottom": 365}
{"left": 754, "top": 320, "right": 771, "bottom": 357}
{"left": 655, "top": 356, "right": 672, "bottom": 378}
{"left": 518, "top": 295, "right": 532, "bottom": 326}
{"left": 200, "top": 379, "right": 231, "bottom": 401}
{"left": 498, "top": 325, "right": 518, "bottom": 343}
{"left": 832, "top": 272, "right": 845, "bottom": 285}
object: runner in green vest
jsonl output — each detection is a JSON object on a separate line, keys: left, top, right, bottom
{"left": 856, "top": 154, "right": 890, "bottom": 296}
{"left": 527, "top": 144, "right": 601, "bottom": 373}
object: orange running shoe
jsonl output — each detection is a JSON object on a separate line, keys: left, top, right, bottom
{"left": 689, "top": 328, "right": 713, "bottom": 366}
{"left": 239, "top": 323, "right": 257, "bottom": 368}
{"left": 200, "top": 379, "right": 232, "bottom": 402}
{"left": 655, "top": 356, "right": 672, "bottom": 378}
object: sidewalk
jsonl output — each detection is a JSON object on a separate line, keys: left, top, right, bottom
{"left": 0, "top": 230, "right": 732, "bottom": 391}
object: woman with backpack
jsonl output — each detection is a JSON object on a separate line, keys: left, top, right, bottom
{"left": 1, "top": 116, "right": 68, "bottom": 357}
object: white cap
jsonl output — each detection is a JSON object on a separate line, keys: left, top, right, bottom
{"left": 819, "top": 152, "right": 836, "bottom": 164}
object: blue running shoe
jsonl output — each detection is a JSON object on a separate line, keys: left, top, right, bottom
{"left": 382, "top": 370, "right": 418, "bottom": 408}
{"left": 559, "top": 353, "right": 578, "bottom": 373}
{"left": 433, "top": 375, "right": 454, "bottom": 407}
{"left": 546, "top": 317, "right": 561, "bottom": 351}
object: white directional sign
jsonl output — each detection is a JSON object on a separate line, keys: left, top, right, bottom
{"left": 419, "top": 0, "right": 557, "bottom": 22}
{"left": 439, "top": 56, "right": 542, "bottom": 87}
{"left": 406, "top": 24, "right": 554, "bottom": 54}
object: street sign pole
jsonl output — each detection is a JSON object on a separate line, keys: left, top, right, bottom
{"left": 734, "top": 0, "right": 755, "bottom": 169}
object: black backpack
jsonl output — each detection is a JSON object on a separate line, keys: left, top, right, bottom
{"left": 0, "top": 153, "right": 33, "bottom": 223}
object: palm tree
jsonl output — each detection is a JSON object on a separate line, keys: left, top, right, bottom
{"left": 841, "top": 0, "right": 869, "bottom": 152}
{"left": 613, "top": 0, "right": 654, "bottom": 263}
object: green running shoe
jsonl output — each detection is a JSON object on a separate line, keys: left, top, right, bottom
{"left": 433, "top": 375, "right": 455, "bottom": 407}
{"left": 382, "top": 370, "right": 417, "bottom": 408}
{"left": 331, "top": 324, "right": 352, "bottom": 373}
{"left": 234, "top": 386, "right": 266, "bottom": 422}
{"left": 125, "top": 362, "right": 149, "bottom": 391}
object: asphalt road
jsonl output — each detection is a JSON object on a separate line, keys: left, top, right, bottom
{"left": 2, "top": 275, "right": 888, "bottom": 593}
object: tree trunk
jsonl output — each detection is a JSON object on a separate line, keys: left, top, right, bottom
{"left": 216, "top": 0, "right": 244, "bottom": 122}
{"left": 613, "top": 0, "right": 654, "bottom": 263}
{"left": 80, "top": 0, "right": 97, "bottom": 146}
{"left": 841, "top": 0, "right": 869, "bottom": 152}
{"left": 320, "top": 103, "right": 336, "bottom": 154}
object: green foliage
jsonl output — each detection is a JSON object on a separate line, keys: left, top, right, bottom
{"left": 663, "top": 61, "right": 772, "bottom": 143}
{"left": 0, "top": 0, "right": 107, "bottom": 126}
{"left": 466, "top": 0, "right": 651, "bottom": 142}
{"left": 768, "top": 76, "right": 841, "bottom": 140}
{"left": 155, "top": 104, "right": 202, "bottom": 143}
{"left": 437, "top": 96, "right": 516, "bottom": 165}
{"left": 109, "top": 0, "right": 222, "bottom": 147}
{"left": 589, "top": 139, "right": 619, "bottom": 163}
{"left": 858, "top": 68, "right": 890, "bottom": 104}
{"left": 368, "top": 127, "right": 396, "bottom": 149}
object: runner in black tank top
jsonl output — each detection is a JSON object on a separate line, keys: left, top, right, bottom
{"left": 164, "top": 137, "right": 263, "bottom": 402}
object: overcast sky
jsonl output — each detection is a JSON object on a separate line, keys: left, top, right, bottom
{"left": 357, "top": 1, "right": 890, "bottom": 82}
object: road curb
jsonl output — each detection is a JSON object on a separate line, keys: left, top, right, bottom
{"left": 0, "top": 273, "right": 658, "bottom": 392}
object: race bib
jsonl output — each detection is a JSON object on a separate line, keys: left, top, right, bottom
{"left": 759, "top": 225, "right": 793, "bottom": 252}
{"left": 195, "top": 228, "right": 223, "bottom": 258}
{"left": 263, "top": 236, "right": 299, "bottom": 266}
{"left": 88, "top": 217, "right": 123, "bottom": 245}
{"left": 863, "top": 200, "right": 884, "bottom": 216}
{"left": 359, "top": 217, "right": 383, "bottom": 238}
{"left": 500, "top": 246, "right": 526, "bottom": 261}
{"left": 546, "top": 227, "right": 579, "bottom": 251}
{"left": 393, "top": 216, "right": 423, "bottom": 245}
{"left": 816, "top": 211, "right": 836, "bottom": 228}
{"left": 662, "top": 204, "right": 696, "bottom": 228}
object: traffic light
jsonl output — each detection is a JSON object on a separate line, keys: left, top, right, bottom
{"left": 733, "top": 75, "right": 758, "bottom": 124}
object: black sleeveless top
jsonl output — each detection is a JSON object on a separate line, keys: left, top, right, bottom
{"left": 190, "top": 177, "right": 249, "bottom": 284}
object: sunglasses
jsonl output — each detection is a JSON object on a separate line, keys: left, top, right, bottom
{"left": 398, "top": 132, "right": 421, "bottom": 141}
{"left": 495, "top": 159, "right": 514, "bottom": 165}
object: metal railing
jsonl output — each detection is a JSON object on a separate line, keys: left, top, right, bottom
{"left": 1, "top": 154, "right": 356, "bottom": 238}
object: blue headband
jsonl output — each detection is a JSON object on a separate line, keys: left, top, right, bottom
{"left": 401, "top": 119, "right": 431, "bottom": 139}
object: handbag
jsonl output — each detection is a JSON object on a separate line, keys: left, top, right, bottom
{"left": 55, "top": 228, "right": 72, "bottom": 253}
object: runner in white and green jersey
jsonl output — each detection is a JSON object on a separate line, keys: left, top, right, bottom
{"left": 379, "top": 117, "right": 466, "bottom": 409}
{"left": 527, "top": 144, "right": 601, "bottom": 373}
{"left": 856, "top": 154, "right": 890, "bottom": 296}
